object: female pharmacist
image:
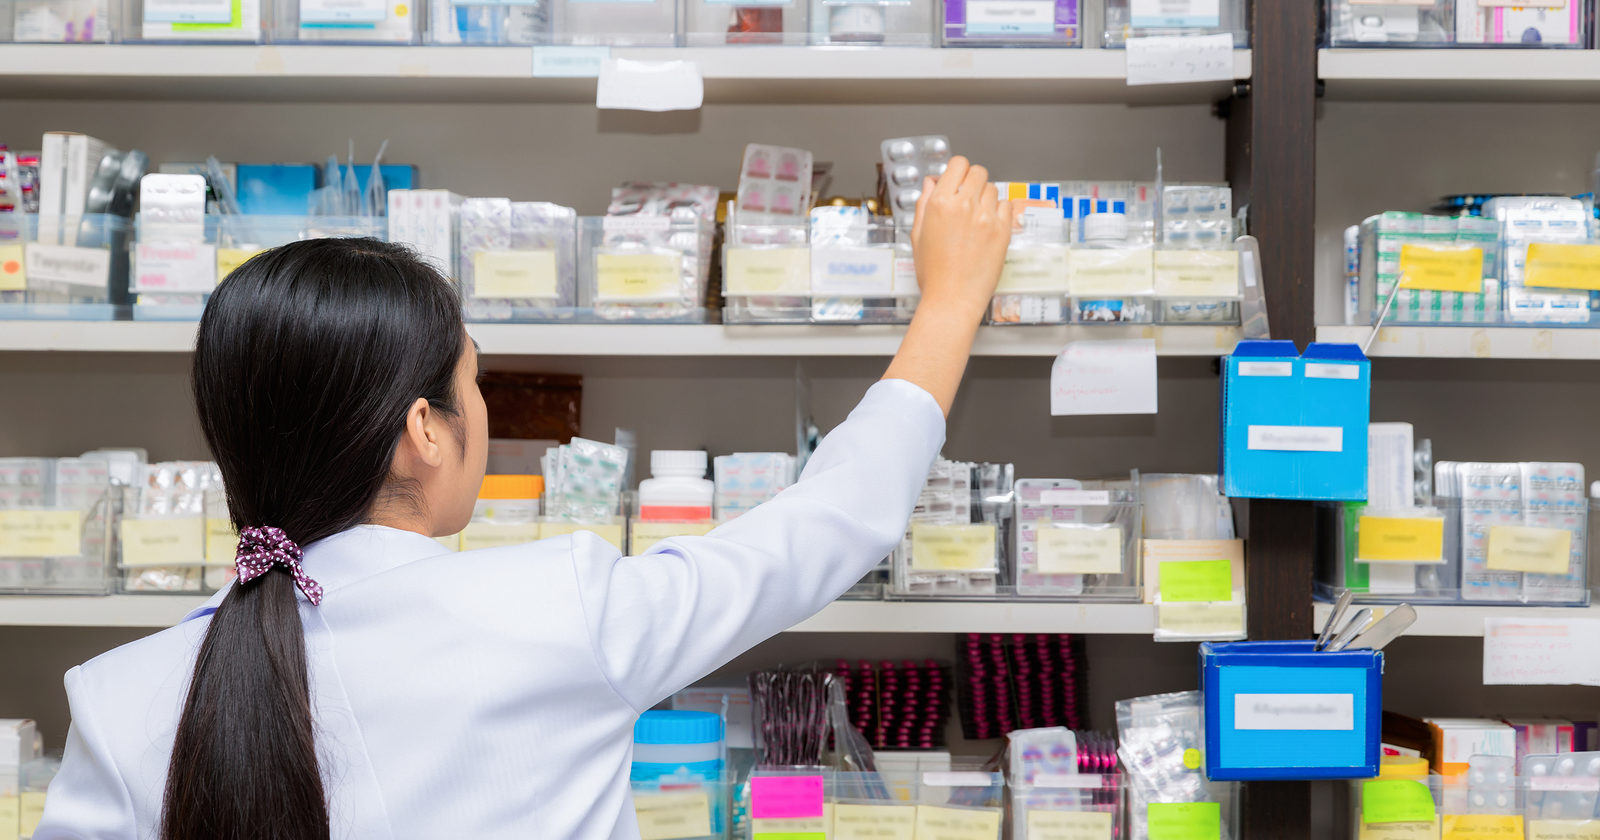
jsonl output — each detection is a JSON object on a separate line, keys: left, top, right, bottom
{"left": 35, "top": 157, "right": 1016, "bottom": 840}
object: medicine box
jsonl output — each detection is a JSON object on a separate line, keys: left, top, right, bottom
{"left": 1199, "top": 641, "right": 1382, "bottom": 782}
{"left": 1221, "top": 341, "right": 1371, "bottom": 502}
{"left": 1425, "top": 718, "right": 1515, "bottom": 779}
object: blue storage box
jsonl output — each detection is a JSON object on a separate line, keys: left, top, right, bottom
{"left": 1220, "top": 340, "right": 1371, "bottom": 501}
{"left": 1199, "top": 640, "right": 1382, "bottom": 782}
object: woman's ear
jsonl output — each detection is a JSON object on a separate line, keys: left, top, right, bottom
{"left": 399, "top": 397, "right": 444, "bottom": 469}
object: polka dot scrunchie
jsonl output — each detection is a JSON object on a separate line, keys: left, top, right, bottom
{"left": 234, "top": 526, "right": 324, "bottom": 606}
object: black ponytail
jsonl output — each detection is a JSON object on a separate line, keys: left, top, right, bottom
{"left": 165, "top": 238, "right": 465, "bottom": 840}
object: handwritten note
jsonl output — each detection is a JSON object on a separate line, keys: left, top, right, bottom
{"left": 1050, "top": 339, "right": 1157, "bottom": 416}
{"left": 1125, "top": 33, "right": 1235, "bottom": 86}
{"left": 1483, "top": 618, "right": 1600, "bottom": 686}
{"left": 596, "top": 58, "right": 704, "bottom": 111}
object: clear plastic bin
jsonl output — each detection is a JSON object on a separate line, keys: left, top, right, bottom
{"left": 553, "top": 0, "right": 676, "bottom": 44}
{"left": 808, "top": 0, "right": 934, "bottom": 44}
{"left": 941, "top": 0, "right": 1080, "bottom": 46}
{"left": 1329, "top": 0, "right": 1588, "bottom": 48}
{"left": 1354, "top": 213, "right": 1501, "bottom": 327}
{"left": 425, "top": 0, "right": 550, "bottom": 43}
{"left": 1103, "top": 0, "right": 1248, "bottom": 47}
{"left": 582, "top": 215, "right": 712, "bottom": 323}
{"left": 1012, "top": 775, "right": 1124, "bottom": 840}
{"left": 891, "top": 461, "right": 1014, "bottom": 599}
{"left": 4, "top": 0, "right": 119, "bottom": 40}
{"left": 913, "top": 771, "right": 1005, "bottom": 840}
{"left": 0, "top": 214, "right": 131, "bottom": 320}
{"left": 0, "top": 458, "right": 115, "bottom": 595}
{"left": 272, "top": 0, "right": 421, "bottom": 41}
{"left": 808, "top": 213, "right": 918, "bottom": 324}
{"left": 117, "top": 465, "right": 227, "bottom": 595}
{"left": 1069, "top": 244, "right": 1155, "bottom": 324}
{"left": 721, "top": 216, "right": 811, "bottom": 324}
{"left": 1014, "top": 479, "right": 1142, "bottom": 601}
{"left": 683, "top": 0, "right": 806, "bottom": 44}
{"left": 459, "top": 200, "right": 579, "bottom": 323}
{"left": 1327, "top": 0, "right": 1452, "bottom": 47}
{"left": 125, "top": 0, "right": 264, "bottom": 41}
{"left": 1348, "top": 776, "right": 1444, "bottom": 838}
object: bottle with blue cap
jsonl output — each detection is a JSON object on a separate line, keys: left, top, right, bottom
{"left": 632, "top": 710, "right": 725, "bottom": 783}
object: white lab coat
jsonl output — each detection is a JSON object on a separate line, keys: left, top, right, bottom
{"left": 34, "top": 379, "right": 944, "bottom": 839}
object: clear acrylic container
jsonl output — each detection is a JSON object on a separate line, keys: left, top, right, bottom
{"left": 808, "top": 0, "right": 934, "bottom": 44}
{"left": 1354, "top": 213, "right": 1502, "bottom": 327}
{"left": 458, "top": 475, "right": 543, "bottom": 552}
{"left": 941, "top": 0, "right": 1079, "bottom": 46}
{"left": 989, "top": 205, "right": 1072, "bottom": 325}
{"left": 914, "top": 771, "right": 1005, "bottom": 839}
{"left": 1014, "top": 478, "right": 1142, "bottom": 601}
{"left": 0, "top": 214, "right": 131, "bottom": 320}
{"left": 125, "top": 0, "right": 264, "bottom": 41}
{"left": 117, "top": 463, "right": 226, "bottom": 595}
{"left": 459, "top": 200, "right": 579, "bottom": 323}
{"left": 0, "top": 458, "right": 114, "bottom": 595}
{"left": 1348, "top": 776, "right": 1443, "bottom": 838}
{"left": 1103, "top": 0, "right": 1248, "bottom": 47}
{"left": 272, "top": 0, "right": 421, "bottom": 42}
{"left": 4, "top": 0, "right": 119, "bottom": 40}
{"left": 1327, "top": 0, "right": 1452, "bottom": 46}
{"left": 684, "top": 0, "right": 806, "bottom": 44}
{"left": 1068, "top": 244, "right": 1155, "bottom": 324}
{"left": 807, "top": 212, "right": 918, "bottom": 324}
{"left": 1012, "top": 775, "right": 1124, "bottom": 840}
{"left": 553, "top": 0, "right": 676, "bottom": 44}
{"left": 1329, "top": 0, "right": 1588, "bottom": 48}
{"left": 582, "top": 215, "right": 712, "bottom": 323}
{"left": 890, "top": 461, "right": 1014, "bottom": 599}
{"left": 721, "top": 214, "right": 811, "bottom": 324}
{"left": 425, "top": 0, "right": 550, "bottom": 43}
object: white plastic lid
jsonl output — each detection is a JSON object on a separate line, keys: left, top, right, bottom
{"left": 1083, "top": 212, "right": 1129, "bottom": 242}
{"left": 651, "top": 450, "right": 708, "bottom": 478}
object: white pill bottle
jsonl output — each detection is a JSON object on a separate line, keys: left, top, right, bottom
{"left": 638, "top": 450, "right": 715, "bottom": 522}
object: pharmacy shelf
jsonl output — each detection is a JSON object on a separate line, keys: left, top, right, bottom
{"left": 0, "top": 321, "right": 1243, "bottom": 357}
{"left": 0, "top": 44, "right": 1251, "bottom": 104}
{"left": 1312, "top": 601, "right": 1600, "bottom": 638}
{"left": 1318, "top": 324, "right": 1600, "bottom": 360}
{"left": 1320, "top": 48, "right": 1600, "bottom": 102}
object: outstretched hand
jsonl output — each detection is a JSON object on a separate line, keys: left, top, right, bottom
{"left": 909, "top": 155, "right": 1020, "bottom": 322}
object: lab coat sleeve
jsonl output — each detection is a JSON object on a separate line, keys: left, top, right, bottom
{"left": 32, "top": 668, "right": 138, "bottom": 840}
{"left": 573, "top": 377, "right": 944, "bottom": 711}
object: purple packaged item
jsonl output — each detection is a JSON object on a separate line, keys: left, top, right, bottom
{"left": 942, "top": 0, "right": 1079, "bottom": 45}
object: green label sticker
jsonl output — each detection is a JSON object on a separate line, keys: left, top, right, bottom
{"left": 1362, "top": 780, "right": 1437, "bottom": 825}
{"left": 1147, "top": 802, "right": 1221, "bottom": 840}
{"left": 1158, "top": 559, "right": 1232, "bottom": 603}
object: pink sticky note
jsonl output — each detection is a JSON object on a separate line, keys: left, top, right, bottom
{"left": 750, "top": 775, "right": 824, "bottom": 819}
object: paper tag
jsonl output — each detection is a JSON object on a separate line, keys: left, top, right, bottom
{"left": 537, "top": 521, "right": 625, "bottom": 551}
{"left": 1531, "top": 777, "right": 1600, "bottom": 793}
{"left": 0, "top": 510, "right": 83, "bottom": 557}
{"left": 216, "top": 247, "right": 261, "bottom": 282}
{"left": 301, "top": 0, "right": 385, "bottom": 23}
{"left": 1525, "top": 242, "right": 1600, "bottom": 291}
{"left": 120, "top": 517, "right": 205, "bottom": 567}
{"left": 1357, "top": 516, "right": 1446, "bottom": 564}
{"left": 1361, "top": 821, "right": 1442, "bottom": 840}
{"left": 0, "top": 795, "right": 17, "bottom": 840}
{"left": 997, "top": 245, "right": 1071, "bottom": 294}
{"left": 1306, "top": 363, "right": 1361, "bottom": 380}
{"left": 1157, "top": 601, "right": 1246, "bottom": 638}
{"left": 1037, "top": 526, "right": 1124, "bottom": 575}
{"left": 1442, "top": 815, "right": 1525, "bottom": 838}
{"left": 1487, "top": 525, "right": 1574, "bottom": 573}
{"left": 913, "top": 806, "right": 1002, "bottom": 840}
{"left": 1364, "top": 780, "right": 1437, "bottom": 825}
{"left": 459, "top": 521, "right": 542, "bottom": 552}
{"left": 1026, "top": 811, "right": 1114, "bottom": 840}
{"left": 833, "top": 804, "right": 916, "bottom": 840}
{"left": 1035, "top": 775, "right": 1104, "bottom": 789}
{"left": 1131, "top": 0, "right": 1220, "bottom": 27}
{"left": 0, "top": 244, "right": 24, "bottom": 291}
{"left": 472, "top": 250, "right": 559, "bottom": 299}
{"left": 965, "top": 0, "right": 1055, "bottom": 34}
{"left": 1146, "top": 802, "right": 1221, "bottom": 840}
{"left": 812, "top": 246, "right": 895, "bottom": 296}
{"left": 1154, "top": 250, "right": 1239, "bottom": 297}
{"left": 595, "top": 253, "right": 681, "bottom": 302}
{"left": 19, "top": 791, "right": 45, "bottom": 837}
{"left": 1398, "top": 244, "right": 1484, "bottom": 294}
{"left": 751, "top": 775, "right": 825, "bottom": 820}
{"left": 596, "top": 58, "right": 704, "bottom": 112}
{"left": 144, "top": 0, "right": 232, "bottom": 23}
{"left": 1050, "top": 339, "right": 1158, "bottom": 416}
{"left": 634, "top": 791, "right": 713, "bottom": 840}
{"left": 753, "top": 817, "right": 828, "bottom": 835}
{"left": 910, "top": 523, "right": 997, "bottom": 572}
{"left": 1039, "top": 489, "right": 1110, "bottom": 506}
{"left": 1483, "top": 618, "right": 1600, "bottom": 686}
{"left": 1159, "top": 558, "right": 1232, "bottom": 602}
{"left": 205, "top": 518, "right": 239, "bottom": 566}
{"left": 1237, "top": 361, "right": 1292, "bottom": 377}
{"left": 533, "top": 45, "right": 611, "bottom": 77}
{"left": 923, "top": 772, "right": 995, "bottom": 787}
{"left": 1529, "top": 820, "right": 1600, "bottom": 840}
{"left": 1067, "top": 247, "right": 1154, "bottom": 296}
{"left": 26, "top": 244, "right": 110, "bottom": 289}
{"left": 1125, "top": 34, "right": 1235, "bottom": 86}
{"left": 1246, "top": 425, "right": 1343, "bottom": 453}
{"left": 136, "top": 242, "right": 218, "bottom": 292}
{"left": 1234, "top": 693, "right": 1355, "bottom": 731}
{"left": 630, "top": 520, "right": 717, "bottom": 554}
{"left": 725, "top": 247, "right": 811, "bottom": 296}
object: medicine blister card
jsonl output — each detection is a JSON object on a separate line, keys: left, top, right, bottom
{"left": 1527, "top": 752, "right": 1600, "bottom": 821}
{"left": 881, "top": 135, "right": 951, "bottom": 228}
{"left": 737, "top": 144, "right": 812, "bottom": 226}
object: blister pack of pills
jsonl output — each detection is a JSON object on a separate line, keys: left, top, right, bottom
{"left": 713, "top": 452, "right": 797, "bottom": 520}
{"left": 1526, "top": 752, "right": 1600, "bottom": 821}
{"left": 458, "top": 198, "right": 578, "bottom": 321}
{"left": 542, "top": 437, "right": 628, "bottom": 523}
{"left": 1116, "top": 691, "right": 1235, "bottom": 840}
{"left": 737, "top": 144, "right": 813, "bottom": 226}
{"left": 1521, "top": 461, "right": 1588, "bottom": 604}
{"left": 881, "top": 135, "right": 951, "bottom": 229}
{"left": 1462, "top": 754, "right": 1519, "bottom": 816}
{"left": 599, "top": 182, "right": 718, "bottom": 321}
{"left": 123, "top": 461, "right": 222, "bottom": 593}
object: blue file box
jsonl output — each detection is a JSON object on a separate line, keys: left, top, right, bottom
{"left": 1199, "top": 640, "right": 1382, "bottom": 782}
{"left": 1220, "top": 341, "right": 1371, "bottom": 501}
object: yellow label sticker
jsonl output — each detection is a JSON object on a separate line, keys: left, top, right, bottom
{"left": 119, "top": 518, "right": 205, "bottom": 567}
{"left": 459, "top": 521, "right": 542, "bottom": 552}
{"left": 0, "top": 510, "right": 82, "bottom": 557}
{"left": 1147, "top": 802, "right": 1221, "bottom": 840}
{"left": 1068, "top": 247, "right": 1154, "bottom": 297}
{"left": 1525, "top": 242, "right": 1600, "bottom": 291}
{"left": 0, "top": 795, "right": 18, "bottom": 840}
{"left": 913, "top": 805, "right": 1002, "bottom": 840}
{"left": 832, "top": 803, "right": 916, "bottom": 840}
{"left": 634, "top": 791, "right": 712, "bottom": 840}
{"left": 1158, "top": 559, "right": 1232, "bottom": 602}
{"left": 996, "top": 245, "right": 1071, "bottom": 294}
{"left": 1398, "top": 244, "right": 1484, "bottom": 293}
{"left": 435, "top": 532, "right": 461, "bottom": 551}
{"left": 1183, "top": 748, "right": 1202, "bottom": 770}
{"left": 471, "top": 249, "right": 560, "bottom": 299}
{"left": 1486, "top": 525, "right": 1573, "bottom": 574}
{"left": 1360, "top": 819, "right": 1441, "bottom": 840}
{"left": 1357, "top": 516, "right": 1446, "bottom": 564}
{"left": 538, "top": 521, "right": 625, "bottom": 551}
{"left": 596, "top": 253, "right": 681, "bottom": 302}
{"left": 630, "top": 520, "right": 716, "bottom": 555}
{"left": 1442, "top": 814, "right": 1524, "bottom": 838}
{"left": 205, "top": 518, "right": 239, "bottom": 566}
{"left": 753, "top": 816, "right": 828, "bottom": 835}
{"left": 1529, "top": 820, "right": 1600, "bottom": 840}
{"left": 910, "top": 523, "right": 998, "bottom": 572}
{"left": 1025, "top": 810, "right": 1114, "bottom": 840}
{"left": 1154, "top": 250, "right": 1240, "bottom": 298}
{"left": 725, "top": 247, "right": 812, "bottom": 296}
{"left": 0, "top": 244, "right": 25, "bottom": 292}
{"left": 216, "top": 247, "right": 262, "bottom": 282}
{"left": 19, "top": 791, "right": 45, "bottom": 836}
{"left": 1157, "top": 602, "right": 1246, "bottom": 638}
{"left": 1036, "top": 525, "right": 1123, "bottom": 575}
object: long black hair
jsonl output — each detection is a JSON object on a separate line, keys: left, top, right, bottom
{"left": 165, "top": 237, "right": 465, "bottom": 840}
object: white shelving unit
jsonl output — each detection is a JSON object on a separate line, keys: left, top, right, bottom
{"left": 1320, "top": 48, "right": 1600, "bottom": 101}
{"left": 1318, "top": 324, "right": 1600, "bottom": 360}
{"left": 2, "top": 321, "right": 1243, "bottom": 357}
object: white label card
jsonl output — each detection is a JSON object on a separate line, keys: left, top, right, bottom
{"left": 1306, "top": 363, "right": 1361, "bottom": 380}
{"left": 1247, "top": 425, "right": 1343, "bottom": 453}
{"left": 1050, "top": 339, "right": 1158, "bottom": 416}
{"left": 300, "top": 0, "right": 386, "bottom": 23}
{"left": 144, "top": 0, "right": 232, "bottom": 22}
{"left": 1483, "top": 618, "right": 1600, "bottom": 686}
{"left": 25, "top": 244, "right": 110, "bottom": 290}
{"left": 812, "top": 246, "right": 895, "bottom": 296}
{"left": 1237, "top": 361, "right": 1291, "bottom": 377}
{"left": 1130, "top": 0, "right": 1221, "bottom": 27}
{"left": 1039, "top": 489, "right": 1111, "bottom": 506}
{"left": 135, "top": 242, "right": 217, "bottom": 293}
{"left": 1125, "top": 33, "right": 1235, "bottom": 86}
{"left": 965, "top": 0, "right": 1055, "bottom": 34}
{"left": 1233, "top": 693, "right": 1355, "bottom": 731}
{"left": 532, "top": 46, "right": 611, "bottom": 77}
{"left": 596, "top": 59, "right": 704, "bottom": 112}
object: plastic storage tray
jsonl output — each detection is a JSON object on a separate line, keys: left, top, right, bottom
{"left": 1103, "top": 0, "right": 1249, "bottom": 47}
{"left": 3, "top": 0, "right": 120, "bottom": 40}
{"left": 684, "top": 0, "right": 807, "bottom": 44}
{"left": 0, "top": 214, "right": 131, "bottom": 320}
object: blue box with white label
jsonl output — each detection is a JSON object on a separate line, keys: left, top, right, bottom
{"left": 1199, "top": 640, "right": 1382, "bottom": 781}
{"left": 1220, "top": 340, "right": 1370, "bottom": 501}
